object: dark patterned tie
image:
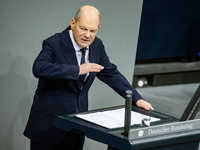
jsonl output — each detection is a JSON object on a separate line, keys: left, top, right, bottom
{"left": 78, "top": 48, "right": 87, "bottom": 88}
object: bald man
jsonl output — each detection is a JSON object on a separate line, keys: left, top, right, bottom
{"left": 24, "top": 5, "right": 153, "bottom": 150}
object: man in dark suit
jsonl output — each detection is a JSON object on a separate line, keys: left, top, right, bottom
{"left": 24, "top": 5, "right": 154, "bottom": 150}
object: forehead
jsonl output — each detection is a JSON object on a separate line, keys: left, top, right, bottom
{"left": 77, "top": 13, "right": 99, "bottom": 30}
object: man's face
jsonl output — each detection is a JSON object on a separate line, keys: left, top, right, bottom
{"left": 70, "top": 14, "right": 100, "bottom": 48}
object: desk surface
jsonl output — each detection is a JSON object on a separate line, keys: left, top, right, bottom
{"left": 54, "top": 106, "right": 182, "bottom": 150}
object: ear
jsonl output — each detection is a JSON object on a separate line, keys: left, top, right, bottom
{"left": 98, "top": 24, "right": 101, "bottom": 29}
{"left": 70, "top": 18, "right": 75, "bottom": 29}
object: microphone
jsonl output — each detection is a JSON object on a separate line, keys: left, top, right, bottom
{"left": 124, "top": 90, "right": 132, "bottom": 136}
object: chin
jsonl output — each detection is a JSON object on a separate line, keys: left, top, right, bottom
{"left": 79, "top": 43, "right": 90, "bottom": 48}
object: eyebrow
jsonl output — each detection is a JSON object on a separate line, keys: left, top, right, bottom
{"left": 80, "top": 26, "right": 98, "bottom": 31}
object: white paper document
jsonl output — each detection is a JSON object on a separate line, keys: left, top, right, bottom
{"left": 75, "top": 108, "right": 160, "bottom": 129}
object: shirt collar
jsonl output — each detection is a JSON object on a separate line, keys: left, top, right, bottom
{"left": 69, "top": 30, "right": 88, "bottom": 52}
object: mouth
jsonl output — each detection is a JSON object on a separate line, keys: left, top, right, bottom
{"left": 81, "top": 38, "right": 90, "bottom": 42}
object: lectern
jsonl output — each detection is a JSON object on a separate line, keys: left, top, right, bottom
{"left": 54, "top": 105, "right": 200, "bottom": 150}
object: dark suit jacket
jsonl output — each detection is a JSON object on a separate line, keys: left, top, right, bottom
{"left": 24, "top": 26, "right": 143, "bottom": 146}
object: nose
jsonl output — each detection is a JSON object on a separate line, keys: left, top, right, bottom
{"left": 85, "top": 30, "right": 90, "bottom": 38}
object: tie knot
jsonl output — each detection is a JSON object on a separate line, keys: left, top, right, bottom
{"left": 81, "top": 48, "right": 87, "bottom": 54}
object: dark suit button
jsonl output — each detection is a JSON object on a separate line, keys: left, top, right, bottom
{"left": 64, "top": 75, "right": 73, "bottom": 79}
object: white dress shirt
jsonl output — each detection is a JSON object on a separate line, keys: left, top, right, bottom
{"left": 69, "top": 30, "right": 89, "bottom": 65}
{"left": 69, "top": 30, "right": 89, "bottom": 79}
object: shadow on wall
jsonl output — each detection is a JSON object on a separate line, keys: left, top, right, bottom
{"left": 0, "top": 52, "right": 35, "bottom": 150}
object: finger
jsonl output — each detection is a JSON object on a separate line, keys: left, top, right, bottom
{"left": 136, "top": 99, "right": 154, "bottom": 111}
{"left": 91, "top": 64, "right": 104, "bottom": 70}
{"left": 145, "top": 104, "right": 154, "bottom": 111}
{"left": 91, "top": 68, "right": 102, "bottom": 72}
{"left": 150, "top": 106, "right": 154, "bottom": 110}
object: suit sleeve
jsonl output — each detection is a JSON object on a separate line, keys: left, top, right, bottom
{"left": 33, "top": 40, "right": 79, "bottom": 80}
{"left": 96, "top": 42, "right": 143, "bottom": 104}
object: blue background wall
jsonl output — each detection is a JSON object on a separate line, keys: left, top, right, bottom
{"left": 136, "top": 0, "right": 200, "bottom": 61}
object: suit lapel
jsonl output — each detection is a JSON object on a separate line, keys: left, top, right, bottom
{"left": 83, "top": 43, "right": 99, "bottom": 85}
{"left": 61, "top": 27, "right": 78, "bottom": 66}
{"left": 89, "top": 44, "right": 99, "bottom": 64}
{"left": 60, "top": 27, "right": 81, "bottom": 90}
